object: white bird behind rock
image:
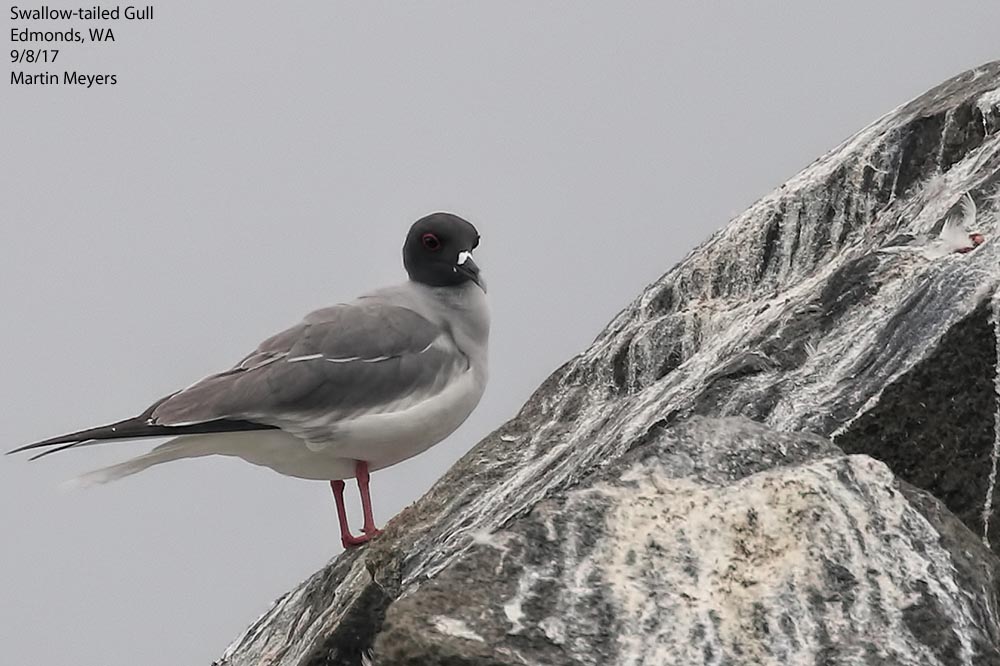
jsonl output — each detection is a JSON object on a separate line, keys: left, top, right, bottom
{"left": 877, "top": 193, "right": 984, "bottom": 259}
{"left": 937, "top": 192, "right": 984, "bottom": 255}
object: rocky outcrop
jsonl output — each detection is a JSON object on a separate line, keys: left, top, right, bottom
{"left": 217, "top": 62, "right": 1000, "bottom": 665}
{"left": 377, "top": 419, "right": 1000, "bottom": 665}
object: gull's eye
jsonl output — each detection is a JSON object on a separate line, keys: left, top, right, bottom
{"left": 422, "top": 233, "right": 442, "bottom": 251}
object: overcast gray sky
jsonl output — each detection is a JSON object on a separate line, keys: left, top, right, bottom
{"left": 2, "top": 3, "right": 998, "bottom": 665}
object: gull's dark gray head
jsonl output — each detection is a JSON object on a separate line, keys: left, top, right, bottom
{"left": 403, "top": 212, "right": 483, "bottom": 289}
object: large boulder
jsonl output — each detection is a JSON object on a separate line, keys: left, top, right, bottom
{"left": 218, "top": 62, "right": 1000, "bottom": 665}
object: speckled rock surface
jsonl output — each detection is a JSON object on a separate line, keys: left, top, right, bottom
{"left": 217, "top": 62, "right": 1000, "bottom": 665}
{"left": 377, "top": 419, "right": 1000, "bottom": 666}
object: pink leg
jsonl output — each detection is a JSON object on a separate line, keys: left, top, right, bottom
{"left": 329, "top": 480, "right": 370, "bottom": 549}
{"left": 355, "top": 460, "right": 382, "bottom": 537}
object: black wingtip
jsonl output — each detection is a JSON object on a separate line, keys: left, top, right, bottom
{"left": 27, "top": 440, "right": 93, "bottom": 461}
{"left": 7, "top": 417, "right": 143, "bottom": 456}
{"left": 9, "top": 416, "right": 279, "bottom": 459}
{"left": 7, "top": 435, "right": 84, "bottom": 456}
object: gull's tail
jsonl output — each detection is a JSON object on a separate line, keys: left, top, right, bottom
{"left": 65, "top": 441, "right": 185, "bottom": 488}
{"left": 62, "top": 435, "right": 223, "bottom": 489}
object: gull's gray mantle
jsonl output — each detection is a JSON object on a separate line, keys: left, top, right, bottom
{"left": 218, "top": 63, "right": 1000, "bottom": 665}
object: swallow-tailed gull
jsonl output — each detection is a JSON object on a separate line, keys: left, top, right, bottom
{"left": 9, "top": 212, "right": 490, "bottom": 548}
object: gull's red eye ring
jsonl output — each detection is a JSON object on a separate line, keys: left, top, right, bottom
{"left": 422, "top": 233, "right": 442, "bottom": 251}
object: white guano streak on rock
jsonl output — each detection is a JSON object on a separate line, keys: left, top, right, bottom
{"left": 503, "top": 572, "right": 534, "bottom": 635}
{"left": 467, "top": 528, "right": 520, "bottom": 576}
{"left": 408, "top": 402, "right": 613, "bottom": 586}
{"left": 591, "top": 121, "right": 1000, "bottom": 446}
{"left": 828, "top": 259, "right": 1000, "bottom": 439}
{"left": 220, "top": 554, "right": 375, "bottom": 665}
{"left": 577, "top": 455, "right": 976, "bottom": 666}
{"left": 431, "top": 616, "right": 485, "bottom": 642}
{"left": 538, "top": 615, "right": 567, "bottom": 646}
{"left": 985, "top": 289, "right": 1000, "bottom": 546}
{"left": 220, "top": 584, "right": 308, "bottom": 664}
{"left": 608, "top": 237, "right": 995, "bottom": 447}
{"left": 978, "top": 87, "right": 1000, "bottom": 117}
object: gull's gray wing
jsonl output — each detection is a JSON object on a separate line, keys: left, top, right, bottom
{"left": 150, "top": 302, "right": 467, "bottom": 440}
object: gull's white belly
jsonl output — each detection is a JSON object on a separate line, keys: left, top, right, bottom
{"left": 204, "top": 368, "right": 486, "bottom": 480}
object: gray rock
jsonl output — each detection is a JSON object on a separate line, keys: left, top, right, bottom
{"left": 379, "top": 419, "right": 1000, "bottom": 666}
{"left": 217, "top": 62, "right": 1000, "bottom": 665}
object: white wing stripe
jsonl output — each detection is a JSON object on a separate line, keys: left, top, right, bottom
{"left": 268, "top": 336, "right": 442, "bottom": 368}
{"left": 238, "top": 351, "right": 289, "bottom": 371}
{"left": 286, "top": 354, "right": 324, "bottom": 363}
